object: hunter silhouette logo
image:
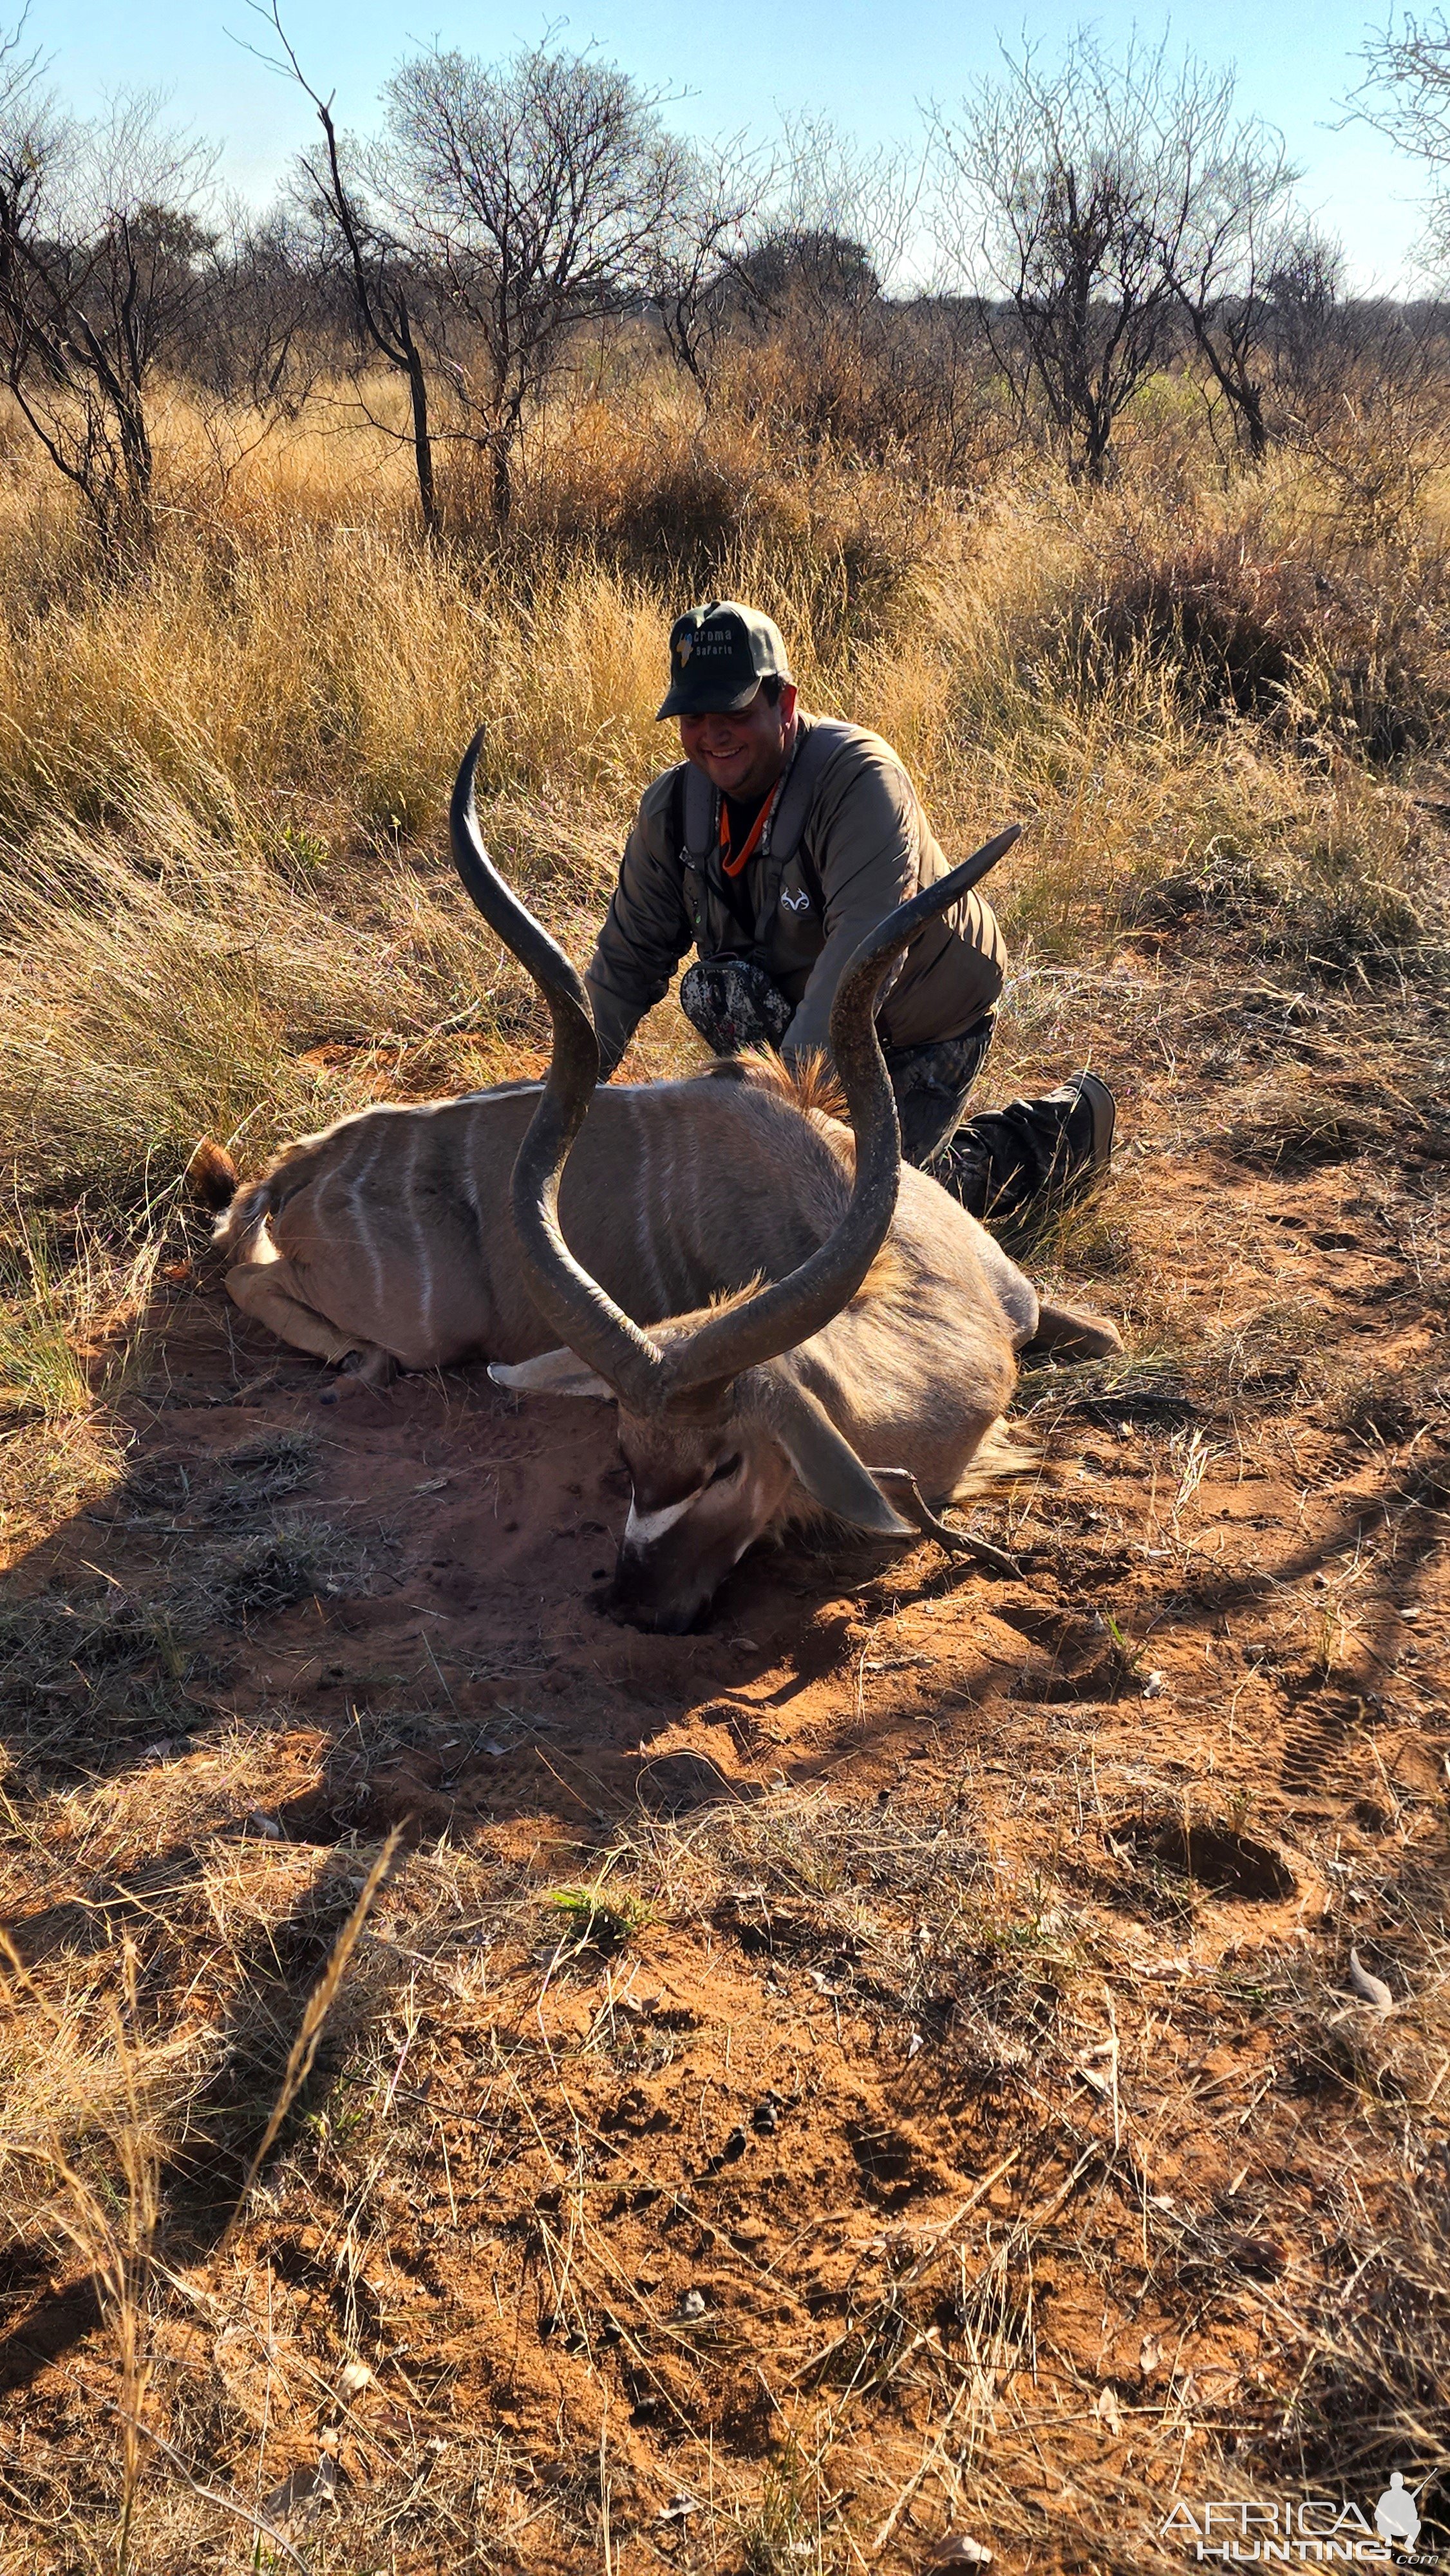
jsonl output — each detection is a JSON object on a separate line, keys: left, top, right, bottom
{"left": 1376, "top": 2478, "right": 1422, "bottom": 2550}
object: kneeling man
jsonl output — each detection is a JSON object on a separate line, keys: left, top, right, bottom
{"left": 585, "top": 600, "right": 1113, "bottom": 1222}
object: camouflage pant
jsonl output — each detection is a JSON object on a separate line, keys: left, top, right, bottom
{"left": 679, "top": 958, "right": 1094, "bottom": 1227}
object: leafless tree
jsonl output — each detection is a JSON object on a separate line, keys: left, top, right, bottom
{"left": 1350, "top": 12, "right": 1450, "bottom": 262}
{"left": 1277, "top": 281, "right": 1450, "bottom": 540}
{"left": 373, "top": 43, "right": 692, "bottom": 523}
{"left": 646, "top": 136, "right": 769, "bottom": 399}
{"left": 721, "top": 119, "right": 919, "bottom": 336}
{"left": 0, "top": 44, "right": 214, "bottom": 553}
{"left": 1263, "top": 230, "right": 1348, "bottom": 396}
{"left": 184, "top": 204, "right": 335, "bottom": 413}
{"left": 700, "top": 119, "right": 935, "bottom": 457}
{"left": 1326, "top": 17, "right": 1450, "bottom": 531}
{"left": 247, "top": 4, "right": 442, "bottom": 538}
{"left": 773, "top": 115, "right": 923, "bottom": 305}
{"left": 930, "top": 33, "right": 1192, "bottom": 482}
{"left": 1149, "top": 71, "right": 1304, "bottom": 460}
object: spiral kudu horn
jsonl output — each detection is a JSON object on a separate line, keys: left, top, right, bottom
{"left": 450, "top": 730, "right": 668, "bottom": 1414}
{"left": 645, "top": 818, "right": 1024, "bottom": 1390}
{"left": 450, "top": 730, "right": 1020, "bottom": 1410}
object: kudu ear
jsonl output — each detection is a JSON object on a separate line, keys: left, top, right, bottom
{"left": 489, "top": 1352, "right": 616, "bottom": 1403}
{"left": 757, "top": 1368, "right": 914, "bottom": 1539}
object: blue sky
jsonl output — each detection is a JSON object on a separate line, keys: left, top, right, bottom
{"left": 26, "top": 0, "right": 1431, "bottom": 289}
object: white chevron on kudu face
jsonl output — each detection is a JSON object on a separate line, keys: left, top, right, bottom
{"left": 622, "top": 1490, "right": 699, "bottom": 1549}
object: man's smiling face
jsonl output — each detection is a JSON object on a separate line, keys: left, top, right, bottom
{"left": 679, "top": 681, "right": 798, "bottom": 802}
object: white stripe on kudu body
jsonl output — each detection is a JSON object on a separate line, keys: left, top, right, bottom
{"left": 353, "top": 1140, "right": 388, "bottom": 1326}
{"left": 630, "top": 1094, "right": 670, "bottom": 1317}
{"left": 408, "top": 1123, "right": 435, "bottom": 1352}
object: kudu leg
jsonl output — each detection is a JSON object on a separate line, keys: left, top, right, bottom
{"left": 1024, "top": 1300, "right": 1124, "bottom": 1363}
{"left": 224, "top": 1258, "right": 370, "bottom": 1370}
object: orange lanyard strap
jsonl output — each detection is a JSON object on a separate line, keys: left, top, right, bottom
{"left": 715, "top": 728, "right": 801, "bottom": 880}
{"left": 718, "top": 791, "right": 774, "bottom": 880}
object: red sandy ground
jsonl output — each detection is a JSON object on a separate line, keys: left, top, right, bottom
{"left": 1, "top": 943, "right": 1447, "bottom": 2572}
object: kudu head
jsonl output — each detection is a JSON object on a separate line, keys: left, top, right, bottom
{"left": 450, "top": 733, "right": 1017, "bottom": 1633}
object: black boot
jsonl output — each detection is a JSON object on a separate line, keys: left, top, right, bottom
{"left": 932, "top": 1070, "right": 1116, "bottom": 1226}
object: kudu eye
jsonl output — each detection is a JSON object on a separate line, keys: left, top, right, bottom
{"left": 708, "top": 1453, "right": 744, "bottom": 1486}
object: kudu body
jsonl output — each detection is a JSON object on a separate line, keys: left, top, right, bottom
{"left": 207, "top": 738, "right": 1120, "bottom": 1629}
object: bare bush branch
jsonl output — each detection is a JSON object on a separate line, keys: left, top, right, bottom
{"left": 0, "top": 56, "right": 214, "bottom": 553}
{"left": 374, "top": 43, "right": 694, "bottom": 522}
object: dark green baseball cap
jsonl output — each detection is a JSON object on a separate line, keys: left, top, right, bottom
{"left": 657, "top": 599, "right": 793, "bottom": 719}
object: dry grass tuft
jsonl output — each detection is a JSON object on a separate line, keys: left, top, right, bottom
{"left": 0, "top": 367, "right": 1448, "bottom": 2575}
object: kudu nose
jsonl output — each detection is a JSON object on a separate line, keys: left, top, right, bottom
{"left": 603, "top": 1549, "right": 714, "bottom": 1634}
{"left": 604, "top": 1586, "right": 708, "bottom": 1636}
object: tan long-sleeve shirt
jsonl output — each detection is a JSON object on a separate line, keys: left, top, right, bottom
{"left": 584, "top": 713, "right": 1008, "bottom": 1075}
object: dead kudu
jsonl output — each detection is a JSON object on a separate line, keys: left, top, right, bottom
{"left": 200, "top": 735, "right": 1120, "bottom": 1630}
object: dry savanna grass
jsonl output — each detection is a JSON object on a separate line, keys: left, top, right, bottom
{"left": 0, "top": 370, "right": 1447, "bottom": 2572}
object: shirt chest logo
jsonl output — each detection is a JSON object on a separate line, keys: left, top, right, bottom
{"left": 780, "top": 887, "right": 811, "bottom": 913}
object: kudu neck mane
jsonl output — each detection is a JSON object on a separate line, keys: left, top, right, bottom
{"left": 699, "top": 1047, "right": 849, "bottom": 1124}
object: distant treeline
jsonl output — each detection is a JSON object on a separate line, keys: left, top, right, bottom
{"left": 2, "top": 14, "right": 1449, "bottom": 549}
